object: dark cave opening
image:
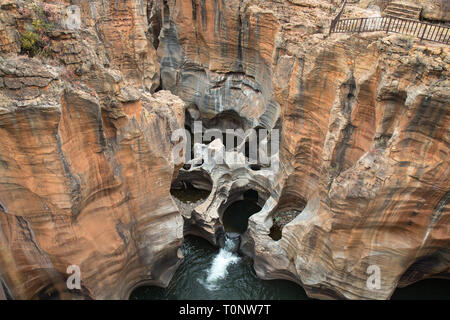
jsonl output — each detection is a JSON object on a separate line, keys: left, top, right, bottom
{"left": 204, "top": 110, "right": 248, "bottom": 132}
{"left": 170, "top": 182, "right": 211, "bottom": 203}
{"left": 185, "top": 109, "right": 252, "bottom": 154}
{"left": 170, "top": 171, "right": 213, "bottom": 203}
{"left": 221, "top": 189, "right": 265, "bottom": 234}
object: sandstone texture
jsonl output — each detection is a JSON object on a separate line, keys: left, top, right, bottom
{"left": 0, "top": 0, "right": 185, "bottom": 299}
{"left": 153, "top": 0, "right": 450, "bottom": 300}
{"left": 0, "top": 0, "right": 449, "bottom": 300}
{"left": 399, "top": 0, "right": 450, "bottom": 21}
{"left": 360, "top": 0, "right": 450, "bottom": 21}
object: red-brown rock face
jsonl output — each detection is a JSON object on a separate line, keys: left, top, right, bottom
{"left": 0, "top": 56, "right": 185, "bottom": 299}
{"left": 0, "top": 0, "right": 185, "bottom": 299}
{"left": 0, "top": 0, "right": 448, "bottom": 300}
{"left": 153, "top": 0, "right": 449, "bottom": 299}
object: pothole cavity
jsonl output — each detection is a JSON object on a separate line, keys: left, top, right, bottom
{"left": 129, "top": 235, "right": 308, "bottom": 300}
{"left": 269, "top": 198, "right": 307, "bottom": 241}
{"left": 221, "top": 189, "right": 265, "bottom": 234}
{"left": 170, "top": 171, "right": 212, "bottom": 204}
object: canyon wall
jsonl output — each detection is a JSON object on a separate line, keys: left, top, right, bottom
{"left": 0, "top": 0, "right": 448, "bottom": 300}
{"left": 153, "top": 0, "right": 450, "bottom": 300}
{"left": 0, "top": 0, "right": 184, "bottom": 299}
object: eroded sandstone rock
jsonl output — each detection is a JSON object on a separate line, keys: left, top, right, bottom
{"left": 0, "top": 55, "right": 185, "bottom": 299}
{"left": 152, "top": 0, "right": 449, "bottom": 300}
{"left": 0, "top": 0, "right": 448, "bottom": 301}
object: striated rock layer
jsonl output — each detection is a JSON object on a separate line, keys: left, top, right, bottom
{"left": 153, "top": 0, "right": 450, "bottom": 300}
{"left": 0, "top": 0, "right": 448, "bottom": 300}
{"left": 0, "top": 56, "right": 185, "bottom": 299}
{"left": 0, "top": 0, "right": 185, "bottom": 299}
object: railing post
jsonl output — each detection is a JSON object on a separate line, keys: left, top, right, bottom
{"left": 421, "top": 23, "right": 428, "bottom": 41}
{"left": 386, "top": 16, "right": 392, "bottom": 34}
{"left": 330, "top": 19, "right": 335, "bottom": 34}
{"left": 329, "top": 0, "right": 348, "bottom": 35}
{"left": 328, "top": 1, "right": 448, "bottom": 45}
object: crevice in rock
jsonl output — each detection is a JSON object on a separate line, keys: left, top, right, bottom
{"left": 328, "top": 71, "right": 358, "bottom": 181}
{"left": 36, "top": 284, "right": 60, "bottom": 300}
{"left": 236, "top": 0, "right": 245, "bottom": 72}
{"left": 397, "top": 252, "right": 449, "bottom": 288}
{"left": 191, "top": 0, "right": 197, "bottom": 21}
{"left": 0, "top": 280, "right": 12, "bottom": 300}
{"left": 269, "top": 197, "right": 307, "bottom": 241}
{"left": 162, "top": 0, "right": 170, "bottom": 25}
{"left": 153, "top": 74, "right": 163, "bottom": 92}
{"left": 33, "top": 278, "right": 93, "bottom": 300}
{"left": 330, "top": 122, "right": 356, "bottom": 178}
{"left": 55, "top": 115, "right": 82, "bottom": 219}
{"left": 200, "top": 0, "right": 207, "bottom": 30}
{"left": 147, "top": 0, "right": 162, "bottom": 50}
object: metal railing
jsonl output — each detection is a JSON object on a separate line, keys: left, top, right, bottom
{"left": 329, "top": 0, "right": 348, "bottom": 34}
{"left": 330, "top": 16, "right": 450, "bottom": 44}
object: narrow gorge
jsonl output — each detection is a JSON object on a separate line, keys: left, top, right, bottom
{"left": 0, "top": 0, "right": 449, "bottom": 300}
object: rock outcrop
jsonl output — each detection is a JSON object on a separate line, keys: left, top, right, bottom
{"left": 0, "top": 0, "right": 185, "bottom": 299}
{"left": 152, "top": 0, "right": 450, "bottom": 300}
{"left": 400, "top": 0, "right": 450, "bottom": 21}
{"left": 0, "top": 55, "right": 185, "bottom": 299}
{"left": 0, "top": 0, "right": 448, "bottom": 300}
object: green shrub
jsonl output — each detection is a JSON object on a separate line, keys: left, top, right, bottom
{"left": 19, "top": 4, "right": 58, "bottom": 57}
{"left": 20, "top": 30, "right": 41, "bottom": 56}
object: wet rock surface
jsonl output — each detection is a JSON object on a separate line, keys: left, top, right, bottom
{"left": 0, "top": 0, "right": 448, "bottom": 300}
{"left": 152, "top": 0, "right": 450, "bottom": 300}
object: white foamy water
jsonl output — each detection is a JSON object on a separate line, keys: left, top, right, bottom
{"left": 199, "top": 238, "right": 240, "bottom": 290}
{"left": 206, "top": 249, "right": 240, "bottom": 282}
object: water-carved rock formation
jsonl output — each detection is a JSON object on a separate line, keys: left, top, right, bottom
{"left": 152, "top": 0, "right": 450, "bottom": 300}
{"left": 0, "top": 0, "right": 186, "bottom": 299}
{"left": 0, "top": 55, "right": 185, "bottom": 299}
{"left": 0, "top": 0, "right": 448, "bottom": 300}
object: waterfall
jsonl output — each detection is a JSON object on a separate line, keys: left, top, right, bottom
{"left": 199, "top": 233, "right": 240, "bottom": 290}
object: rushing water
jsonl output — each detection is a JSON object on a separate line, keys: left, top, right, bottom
{"left": 130, "top": 235, "right": 309, "bottom": 300}
{"left": 130, "top": 235, "right": 450, "bottom": 300}
{"left": 131, "top": 194, "right": 450, "bottom": 300}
